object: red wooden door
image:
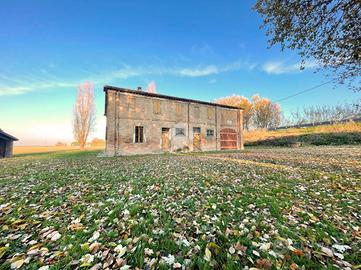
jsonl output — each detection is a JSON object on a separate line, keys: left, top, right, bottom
{"left": 220, "top": 128, "right": 237, "bottom": 150}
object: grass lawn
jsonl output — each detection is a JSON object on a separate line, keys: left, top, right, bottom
{"left": 0, "top": 146, "right": 360, "bottom": 269}
{"left": 13, "top": 146, "right": 104, "bottom": 156}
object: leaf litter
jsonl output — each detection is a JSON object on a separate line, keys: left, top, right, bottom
{"left": 0, "top": 145, "right": 360, "bottom": 269}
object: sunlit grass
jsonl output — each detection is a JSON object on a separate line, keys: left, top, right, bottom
{"left": 0, "top": 146, "right": 360, "bottom": 269}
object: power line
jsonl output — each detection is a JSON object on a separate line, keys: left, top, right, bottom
{"left": 275, "top": 79, "right": 334, "bottom": 103}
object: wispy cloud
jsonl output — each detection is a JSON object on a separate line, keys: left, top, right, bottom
{"left": 177, "top": 59, "right": 257, "bottom": 77}
{"left": 178, "top": 65, "right": 219, "bottom": 77}
{"left": 0, "top": 81, "right": 78, "bottom": 96}
{"left": 0, "top": 59, "right": 258, "bottom": 96}
{"left": 262, "top": 60, "right": 318, "bottom": 75}
{"left": 0, "top": 66, "right": 140, "bottom": 96}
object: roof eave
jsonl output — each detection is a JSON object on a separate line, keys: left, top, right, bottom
{"left": 104, "top": 85, "right": 243, "bottom": 110}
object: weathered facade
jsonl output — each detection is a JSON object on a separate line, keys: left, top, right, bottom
{"left": 0, "top": 129, "right": 18, "bottom": 158}
{"left": 104, "top": 86, "right": 244, "bottom": 155}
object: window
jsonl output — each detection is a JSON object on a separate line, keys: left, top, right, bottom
{"left": 153, "top": 100, "right": 161, "bottom": 114}
{"left": 135, "top": 126, "right": 144, "bottom": 143}
{"left": 127, "top": 96, "right": 135, "bottom": 111}
{"left": 207, "top": 108, "right": 214, "bottom": 120}
{"left": 176, "top": 103, "right": 182, "bottom": 117}
{"left": 193, "top": 127, "right": 201, "bottom": 133}
{"left": 175, "top": 128, "right": 185, "bottom": 136}
{"left": 194, "top": 106, "right": 200, "bottom": 118}
{"left": 207, "top": 129, "right": 214, "bottom": 137}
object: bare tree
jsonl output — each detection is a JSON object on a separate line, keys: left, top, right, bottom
{"left": 289, "top": 99, "right": 361, "bottom": 125}
{"left": 73, "top": 81, "right": 96, "bottom": 149}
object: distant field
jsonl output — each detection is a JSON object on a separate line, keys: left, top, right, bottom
{"left": 0, "top": 146, "right": 360, "bottom": 269}
{"left": 245, "top": 121, "right": 361, "bottom": 146}
{"left": 13, "top": 145, "right": 105, "bottom": 155}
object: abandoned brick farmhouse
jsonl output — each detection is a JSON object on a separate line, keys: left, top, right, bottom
{"left": 104, "top": 86, "right": 244, "bottom": 155}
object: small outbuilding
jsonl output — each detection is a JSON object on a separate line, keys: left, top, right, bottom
{"left": 0, "top": 129, "right": 18, "bottom": 158}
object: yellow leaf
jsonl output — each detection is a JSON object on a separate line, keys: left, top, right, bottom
{"left": 0, "top": 246, "right": 9, "bottom": 259}
{"left": 28, "top": 243, "right": 42, "bottom": 251}
{"left": 11, "top": 258, "right": 24, "bottom": 269}
{"left": 208, "top": 242, "right": 221, "bottom": 254}
{"left": 81, "top": 243, "right": 90, "bottom": 251}
{"left": 204, "top": 247, "right": 211, "bottom": 262}
{"left": 69, "top": 223, "right": 84, "bottom": 231}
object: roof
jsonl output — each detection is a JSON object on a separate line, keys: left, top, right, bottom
{"left": 0, "top": 129, "right": 18, "bottom": 141}
{"left": 104, "top": 85, "right": 242, "bottom": 116}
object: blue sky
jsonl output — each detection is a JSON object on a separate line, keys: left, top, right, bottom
{"left": 1, "top": 0, "right": 360, "bottom": 145}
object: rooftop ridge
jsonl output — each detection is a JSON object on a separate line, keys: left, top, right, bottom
{"left": 104, "top": 85, "right": 242, "bottom": 110}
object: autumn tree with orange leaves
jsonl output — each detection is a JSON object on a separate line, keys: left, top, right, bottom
{"left": 216, "top": 94, "right": 281, "bottom": 129}
{"left": 215, "top": 95, "right": 253, "bottom": 130}
{"left": 73, "top": 81, "right": 96, "bottom": 149}
{"left": 252, "top": 95, "right": 281, "bottom": 129}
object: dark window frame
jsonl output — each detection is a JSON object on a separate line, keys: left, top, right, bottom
{"left": 135, "top": 126, "right": 144, "bottom": 143}
{"left": 193, "top": 127, "right": 201, "bottom": 133}
{"left": 175, "top": 128, "right": 185, "bottom": 136}
{"left": 206, "top": 129, "right": 214, "bottom": 137}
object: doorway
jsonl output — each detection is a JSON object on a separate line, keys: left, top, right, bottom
{"left": 193, "top": 127, "right": 201, "bottom": 151}
{"left": 220, "top": 128, "right": 237, "bottom": 150}
{"left": 0, "top": 140, "right": 6, "bottom": 158}
{"left": 161, "top": 128, "right": 170, "bottom": 152}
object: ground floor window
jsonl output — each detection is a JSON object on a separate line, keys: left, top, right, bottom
{"left": 193, "top": 127, "right": 201, "bottom": 133}
{"left": 206, "top": 129, "right": 214, "bottom": 137}
{"left": 135, "top": 126, "right": 144, "bottom": 143}
{"left": 175, "top": 128, "right": 185, "bottom": 136}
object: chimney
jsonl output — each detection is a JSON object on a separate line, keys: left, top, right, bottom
{"left": 136, "top": 86, "right": 142, "bottom": 91}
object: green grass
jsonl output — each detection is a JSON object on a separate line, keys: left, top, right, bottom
{"left": 245, "top": 132, "right": 361, "bottom": 147}
{"left": 1, "top": 146, "right": 360, "bottom": 269}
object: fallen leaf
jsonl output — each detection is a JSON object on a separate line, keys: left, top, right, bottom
{"left": 0, "top": 246, "right": 9, "bottom": 259}
{"left": 114, "top": 244, "right": 126, "bottom": 257}
{"left": 229, "top": 246, "right": 235, "bottom": 254}
{"left": 11, "top": 258, "right": 24, "bottom": 269}
{"left": 321, "top": 246, "right": 333, "bottom": 257}
{"left": 292, "top": 249, "right": 304, "bottom": 256}
{"left": 80, "top": 254, "right": 94, "bottom": 267}
{"left": 89, "top": 242, "right": 101, "bottom": 253}
{"left": 256, "top": 258, "right": 272, "bottom": 270}
{"left": 204, "top": 247, "right": 211, "bottom": 262}
{"left": 260, "top": 242, "right": 271, "bottom": 251}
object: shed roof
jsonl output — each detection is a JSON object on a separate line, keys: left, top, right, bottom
{"left": 0, "top": 129, "right": 18, "bottom": 141}
{"left": 104, "top": 85, "right": 242, "bottom": 116}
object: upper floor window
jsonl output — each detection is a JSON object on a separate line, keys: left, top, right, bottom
{"left": 176, "top": 103, "right": 182, "bottom": 118}
{"left": 207, "top": 108, "right": 214, "bottom": 120}
{"left": 127, "top": 96, "right": 135, "bottom": 111}
{"left": 194, "top": 106, "right": 200, "bottom": 118}
{"left": 153, "top": 100, "right": 161, "bottom": 114}
{"left": 135, "top": 126, "right": 144, "bottom": 143}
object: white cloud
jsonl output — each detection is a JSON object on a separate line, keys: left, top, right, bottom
{"left": 262, "top": 60, "right": 318, "bottom": 75}
{"left": 178, "top": 65, "right": 219, "bottom": 77}
{"left": 0, "top": 59, "right": 258, "bottom": 96}
{"left": 0, "top": 81, "right": 78, "bottom": 96}
{"left": 0, "top": 67, "right": 140, "bottom": 96}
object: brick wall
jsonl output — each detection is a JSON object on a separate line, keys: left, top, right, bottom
{"left": 105, "top": 90, "right": 243, "bottom": 155}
